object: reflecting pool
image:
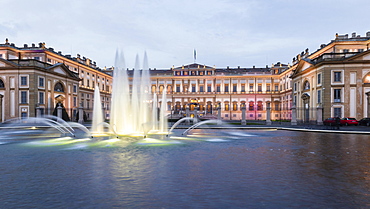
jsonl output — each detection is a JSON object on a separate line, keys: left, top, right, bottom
{"left": 0, "top": 129, "right": 369, "bottom": 208}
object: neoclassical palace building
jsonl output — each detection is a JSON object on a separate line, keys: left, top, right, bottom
{"left": 1, "top": 31, "right": 370, "bottom": 124}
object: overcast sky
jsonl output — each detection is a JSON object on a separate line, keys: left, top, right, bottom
{"left": 1, "top": 0, "right": 369, "bottom": 69}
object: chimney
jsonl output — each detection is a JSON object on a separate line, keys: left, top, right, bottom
{"left": 352, "top": 32, "right": 356, "bottom": 38}
{"left": 366, "top": 31, "right": 370, "bottom": 37}
{"left": 24, "top": 44, "right": 28, "bottom": 48}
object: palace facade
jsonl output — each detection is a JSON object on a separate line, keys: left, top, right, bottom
{"left": 0, "top": 31, "right": 370, "bottom": 124}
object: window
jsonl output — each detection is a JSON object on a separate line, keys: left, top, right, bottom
{"left": 257, "top": 85, "right": 262, "bottom": 92}
{"left": 317, "top": 90, "right": 321, "bottom": 103}
{"left": 199, "top": 86, "right": 204, "bottom": 92}
{"left": 54, "top": 82, "right": 64, "bottom": 92}
{"left": 47, "top": 58, "right": 52, "bottom": 63}
{"left": 21, "top": 112, "right": 27, "bottom": 118}
{"left": 249, "top": 101, "right": 254, "bottom": 111}
{"left": 275, "top": 85, "right": 279, "bottom": 91}
{"left": 216, "top": 85, "right": 220, "bottom": 92}
{"left": 73, "top": 85, "right": 77, "bottom": 93}
{"left": 249, "top": 84, "right": 253, "bottom": 92}
{"left": 317, "top": 74, "right": 321, "bottom": 84}
{"left": 21, "top": 91, "right": 27, "bottom": 103}
{"left": 38, "top": 92, "right": 44, "bottom": 104}
{"left": 233, "top": 85, "right": 237, "bottom": 92}
{"left": 266, "top": 84, "right": 270, "bottom": 92}
{"left": 275, "top": 103, "right": 279, "bottom": 111}
{"left": 192, "top": 85, "right": 196, "bottom": 92}
{"left": 334, "top": 107, "right": 342, "bottom": 118}
{"left": 39, "top": 77, "right": 44, "bottom": 87}
{"left": 343, "top": 49, "right": 349, "bottom": 53}
{"left": 73, "top": 97, "right": 77, "bottom": 107}
{"left": 241, "top": 85, "right": 245, "bottom": 92}
{"left": 334, "top": 89, "right": 341, "bottom": 102}
{"left": 34, "top": 57, "right": 40, "bottom": 60}
{"left": 358, "top": 49, "right": 364, "bottom": 52}
{"left": 224, "top": 84, "right": 229, "bottom": 92}
{"left": 21, "top": 76, "right": 27, "bottom": 86}
{"left": 334, "top": 72, "right": 342, "bottom": 82}
{"left": 0, "top": 79, "right": 4, "bottom": 88}
{"left": 176, "top": 85, "right": 180, "bottom": 92}
{"left": 0, "top": 54, "right": 2, "bottom": 58}
{"left": 257, "top": 101, "right": 263, "bottom": 111}
{"left": 294, "top": 83, "right": 297, "bottom": 91}
{"left": 225, "top": 103, "right": 229, "bottom": 111}
{"left": 207, "top": 85, "right": 211, "bottom": 92}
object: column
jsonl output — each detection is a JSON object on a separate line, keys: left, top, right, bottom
{"left": 291, "top": 105, "right": 297, "bottom": 125}
{"left": 366, "top": 92, "right": 370, "bottom": 117}
{"left": 316, "top": 105, "right": 323, "bottom": 125}
{"left": 241, "top": 106, "right": 246, "bottom": 125}
{"left": 78, "top": 103, "right": 84, "bottom": 124}
{"left": 57, "top": 103, "right": 63, "bottom": 122}
{"left": 266, "top": 106, "right": 272, "bottom": 125}
{"left": 217, "top": 104, "right": 222, "bottom": 125}
{"left": 0, "top": 94, "right": 3, "bottom": 122}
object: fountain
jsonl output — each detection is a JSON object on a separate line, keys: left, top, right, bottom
{"left": 92, "top": 50, "right": 167, "bottom": 138}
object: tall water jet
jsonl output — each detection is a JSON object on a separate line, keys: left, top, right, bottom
{"left": 91, "top": 86, "right": 104, "bottom": 134}
{"left": 159, "top": 89, "right": 168, "bottom": 133}
{"left": 152, "top": 93, "right": 158, "bottom": 131}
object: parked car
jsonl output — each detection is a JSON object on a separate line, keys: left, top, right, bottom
{"left": 340, "top": 118, "right": 358, "bottom": 126}
{"left": 323, "top": 118, "right": 336, "bottom": 126}
{"left": 358, "top": 118, "right": 370, "bottom": 126}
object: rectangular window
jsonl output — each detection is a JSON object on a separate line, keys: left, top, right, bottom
{"left": 317, "top": 90, "right": 321, "bottom": 103}
{"left": 275, "top": 103, "right": 279, "bottom": 111}
{"left": 34, "top": 57, "right": 40, "bottom": 60}
{"left": 21, "top": 76, "right": 27, "bottom": 86}
{"left": 21, "top": 112, "right": 27, "bottom": 118}
{"left": 334, "top": 72, "right": 342, "bottom": 82}
{"left": 241, "top": 85, "right": 245, "bottom": 92}
{"left": 224, "top": 84, "right": 229, "bottom": 92}
{"left": 275, "top": 85, "right": 279, "bottom": 91}
{"left": 267, "top": 84, "right": 271, "bottom": 92}
{"left": 207, "top": 85, "right": 211, "bottom": 92}
{"left": 317, "top": 74, "right": 321, "bottom": 84}
{"left": 216, "top": 85, "right": 220, "bottom": 92}
{"left": 233, "top": 85, "right": 237, "bottom": 92}
{"left": 200, "top": 86, "right": 204, "bottom": 92}
{"left": 176, "top": 85, "right": 180, "bottom": 92}
{"left": 73, "top": 85, "right": 77, "bottom": 93}
{"left": 258, "top": 85, "right": 262, "bottom": 92}
{"left": 249, "top": 84, "right": 253, "bottom": 92}
{"left": 192, "top": 85, "right": 196, "bottom": 92}
{"left": 39, "top": 77, "right": 44, "bottom": 87}
{"left": 21, "top": 91, "right": 27, "bottom": 104}
{"left": 334, "top": 89, "right": 341, "bottom": 102}
{"left": 73, "top": 97, "right": 77, "bottom": 107}
{"left": 334, "top": 107, "right": 342, "bottom": 118}
{"left": 38, "top": 92, "right": 44, "bottom": 104}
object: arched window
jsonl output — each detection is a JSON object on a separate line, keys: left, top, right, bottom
{"left": 54, "top": 82, "right": 64, "bottom": 92}
{"left": 0, "top": 79, "right": 4, "bottom": 88}
{"left": 249, "top": 101, "right": 254, "bottom": 111}
{"left": 257, "top": 101, "right": 263, "bottom": 111}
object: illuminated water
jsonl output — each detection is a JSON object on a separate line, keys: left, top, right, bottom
{"left": 0, "top": 129, "right": 369, "bottom": 208}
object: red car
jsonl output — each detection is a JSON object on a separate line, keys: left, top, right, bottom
{"left": 340, "top": 118, "right": 358, "bottom": 126}
{"left": 323, "top": 118, "right": 337, "bottom": 126}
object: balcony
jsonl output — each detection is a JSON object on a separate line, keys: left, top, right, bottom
{"left": 313, "top": 52, "right": 359, "bottom": 64}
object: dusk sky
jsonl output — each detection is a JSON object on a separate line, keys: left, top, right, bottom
{"left": 1, "top": 0, "right": 369, "bottom": 69}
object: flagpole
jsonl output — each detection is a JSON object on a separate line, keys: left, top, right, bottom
{"left": 194, "top": 49, "right": 196, "bottom": 63}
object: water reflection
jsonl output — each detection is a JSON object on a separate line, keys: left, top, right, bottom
{"left": 0, "top": 130, "right": 369, "bottom": 208}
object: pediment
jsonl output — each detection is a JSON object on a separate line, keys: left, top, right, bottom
{"left": 291, "top": 59, "right": 313, "bottom": 77}
{"left": 174, "top": 63, "right": 214, "bottom": 70}
{"left": 53, "top": 66, "right": 66, "bottom": 75}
